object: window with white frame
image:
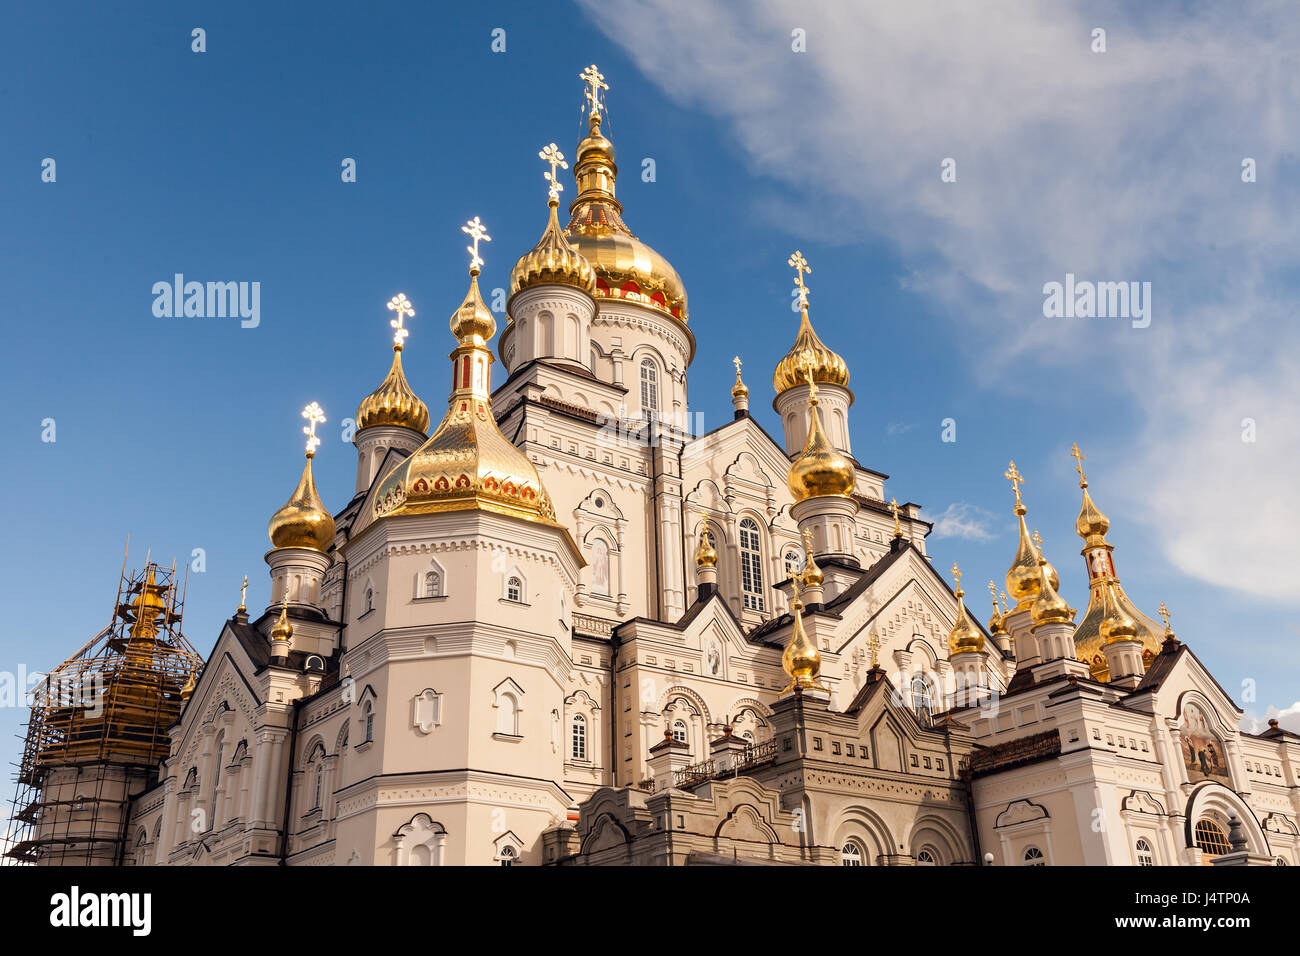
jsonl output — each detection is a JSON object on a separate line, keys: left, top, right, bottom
{"left": 571, "top": 714, "right": 587, "bottom": 760}
{"left": 911, "top": 675, "right": 934, "bottom": 727}
{"left": 308, "top": 743, "right": 326, "bottom": 810}
{"left": 1135, "top": 838, "right": 1154, "bottom": 866}
{"left": 362, "top": 700, "right": 375, "bottom": 744}
{"left": 783, "top": 548, "right": 803, "bottom": 579}
{"left": 499, "top": 845, "right": 518, "bottom": 867}
{"left": 672, "top": 720, "right": 688, "bottom": 745}
{"left": 916, "top": 848, "right": 936, "bottom": 865}
{"left": 640, "top": 358, "right": 659, "bottom": 415}
{"left": 505, "top": 574, "right": 524, "bottom": 603}
{"left": 493, "top": 680, "right": 523, "bottom": 737}
{"left": 841, "top": 841, "right": 863, "bottom": 866}
{"left": 739, "top": 518, "right": 765, "bottom": 611}
{"left": 1022, "top": 846, "right": 1045, "bottom": 866}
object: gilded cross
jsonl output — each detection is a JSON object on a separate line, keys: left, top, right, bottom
{"left": 387, "top": 292, "right": 415, "bottom": 348}
{"left": 951, "top": 562, "right": 963, "bottom": 594}
{"left": 789, "top": 570, "right": 803, "bottom": 603}
{"left": 888, "top": 497, "right": 902, "bottom": 538}
{"left": 1158, "top": 601, "right": 1172, "bottom": 632}
{"left": 238, "top": 574, "right": 248, "bottom": 613}
{"left": 866, "top": 630, "right": 883, "bottom": 668}
{"left": 1032, "top": 529, "right": 1044, "bottom": 551}
{"left": 462, "top": 216, "right": 492, "bottom": 273}
{"left": 1004, "top": 460, "right": 1025, "bottom": 506}
{"left": 1000, "top": 590, "right": 1009, "bottom": 614}
{"left": 987, "top": 579, "right": 998, "bottom": 605}
{"left": 801, "top": 527, "right": 815, "bottom": 559}
{"left": 1069, "top": 442, "right": 1088, "bottom": 485}
{"left": 539, "top": 143, "right": 568, "bottom": 201}
{"left": 732, "top": 355, "right": 743, "bottom": 378}
{"left": 301, "top": 402, "right": 326, "bottom": 457}
{"left": 579, "top": 64, "right": 608, "bottom": 119}
{"left": 801, "top": 360, "right": 819, "bottom": 402}
{"left": 788, "top": 250, "right": 811, "bottom": 309}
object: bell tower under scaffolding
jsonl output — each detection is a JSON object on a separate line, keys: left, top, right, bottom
{"left": 4, "top": 556, "right": 202, "bottom": 865}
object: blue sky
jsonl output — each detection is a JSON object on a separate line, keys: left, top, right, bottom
{"left": 1, "top": 1, "right": 1296, "bottom": 790}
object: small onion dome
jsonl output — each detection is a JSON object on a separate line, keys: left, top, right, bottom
{"left": 1099, "top": 597, "right": 1139, "bottom": 645}
{"left": 268, "top": 454, "right": 336, "bottom": 552}
{"left": 781, "top": 594, "right": 823, "bottom": 692}
{"left": 801, "top": 550, "right": 824, "bottom": 589}
{"left": 357, "top": 346, "right": 429, "bottom": 433}
{"left": 450, "top": 269, "right": 496, "bottom": 345}
{"left": 509, "top": 197, "right": 596, "bottom": 300}
{"left": 987, "top": 593, "right": 1008, "bottom": 638}
{"left": 695, "top": 524, "right": 717, "bottom": 568}
{"left": 1038, "top": 551, "right": 1061, "bottom": 593}
{"left": 1005, "top": 509, "right": 1043, "bottom": 611}
{"left": 1075, "top": 481, "right": 1111, "bottom": 545}
{"left": 179, "top": 670, "right": 196, "bottom": 702}
{"left": 772, "top": 311, "right": 850, "bottom": 395}
{"left": 787, "top": 392, "right": 855, "bottom": 502}
{"left": 270, "top": 603, "right": 294, "bottom": 644}
{"left": 1031, "top": 561, "right": 1074, "bottom": 626}
{"left": 731, "top": 371, "right": 749, "bottom": 401}
{"left": 947, "top": 584, "right": 985, "bottom": 655}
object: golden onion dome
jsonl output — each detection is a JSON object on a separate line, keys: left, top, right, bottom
{"left": 372, "top": 260, "right": 573, "bottom": 549}
{"left": 772, "top": 307, "right": 851, "bottom": 395}
{"left": 357, "top": 346, "right": 429, "bottom": 433}
{"left": 787, "top": 387, "right": 856, "bottom": 502}
{"left": 1076, "top": 483, "right": 1111, "bottom": 544}
{"left": 1032, "top": 531, "right": 1061, "bottom": 592}
{"left": 801, "top": 549, "right": 824, "bottom": 589}
{"left": 268, "top": 453, "right": 336, "bottom": 553}
{"left": 695, "top": 522, "right": 717, "bottom": 568}
{"left": 1099, "top": 592, "right": 1139, "bottom": 645}
{"left": 731, "top": 363, "right": 749, "bottom": 400}
{"left": 270, "top": 602, "right": 293, "bottom": 643}
{"left": 987, "top": 584, "right": 1008, "bottom": 637}
{"left": 1074, "top": 578, "right": 1162, "bottom": 681}
{"left": 1005, "top": 508, "right": 1043, "bottom": 610}
{"left": 565, "top": 112, "right": 689, "bottom": 324}
{"left": 782, "top": 591, "right": 824, "bottom": 693}
{"left": 1030, "top": 559, "right": 1074, "bottom": 626}
{"left": 946, "top": 573, "right": 985, "bottom": 655}
{"left": 510, "top": 196, "right": 597, "bottom": 301}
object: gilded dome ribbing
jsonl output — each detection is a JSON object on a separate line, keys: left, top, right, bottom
{"left": 788, "top": 388, "right": 855, "bottom": 502}
{"left": 357, "top": 347, "right": 429, "bottom": 433}
{"left": 510, "top": 197, "right": 597, "bottom": 300}
{"left": 782, "top": 588, "right": 824, "bottom": 693}
{"left": 772, "top": 309, "right": 850, "bottom": 394}
{"left": 1030, "top": 554, "right": 1074, "bottom": 626}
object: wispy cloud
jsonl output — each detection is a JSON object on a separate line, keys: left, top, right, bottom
{"left": 885, "top": 421, "right": 913, "bottom": 436}
{"left": 923, "top": 502, "right": 997, "bottom": 541}
{"left": 582, "top": 0, "right": 1300, "bottom": 603}
{"left": 1240, "top": 700, "right": 1300, "bottom": 735}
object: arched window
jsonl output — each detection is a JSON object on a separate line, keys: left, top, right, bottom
{"left": 571, "top": 714, "right": 587, "bottom": 760}
{"left": 741, "top": 731, "right": 754, "bottom": 743}
{"left": 499, "top": 844, "right": 518, "bottom": 867}
{"left": 672, "top": 720, "right": 688, "bottom": 745}
{"left": 739, "top": 518, "right": 765, "bottom": 611}
{"left": 424, "top": 571, "right": 442, "bottom": 598}
{"left": 506, "top": 576, "right": 523, "bottom": 603}
{"left": 590, "top": 539, "right": 610, "bottom": 596}
{"left": 916, "top": 848, "right": 936, "bottom": 865}
{"left": 1195, "top": 819, "right": 1231, "bottom": 860}
{"left": 1135, "top": 838, "right": 1154, "bottom": 866}
{"left": 911, "top": 675, "right": 934, "bottom": 727}
{"left": 364, "top": 587, "right": 374, "bottom": 613}
{"left": 1022, "top": 846, "right": 1045, "bottom": 866}
{"left": 363, "top": 701, "right": 374, "bottom": 743}
{"left": 640, "top": 358, "right": 659, "bottom": 415}
{"left": 308, "top": 743, "right": 326, "bottom": 809}
{"left": 783, "top": 548, "right": 803, "bottom": 579}
{"left": 841, "top": 842, "right": 863, "bottom": 866}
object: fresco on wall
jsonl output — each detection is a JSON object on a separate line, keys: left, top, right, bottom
{"left": 1180, "top": 702, "right": 1231, "bottom": 786}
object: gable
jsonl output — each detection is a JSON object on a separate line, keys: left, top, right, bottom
{"left": 173, "top": 624, "right": 264, "bottom": 767}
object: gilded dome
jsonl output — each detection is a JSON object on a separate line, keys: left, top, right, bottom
{"left": 270, "top": 602, "right": 293, "bottom": 643}
{"left": 510, "top": 197, "right": 596, "bottom": 301}
{"left": 695, "top": 522, "right": 717, "bottom": 568}
{"left": 788, "top": 390, "right": 855, "bottom": 502}
{"left": 1005, "top": 510, "right": 1044, "bottom": 611}
{"left": 1076, "top": 483, "right": 1110, "bottom": 544}
{"left": 782, "top": 591, "right": 824, "bottom": 693}
{"left": 268, "top": 454, "right": 335, "bottom": 553}
{"left": 357, "top": 347, "right": 429, "bottom": 433}
{"left": 1099, "top": 589, "right": 1139, "bottom": 645}
{"left": 987, "top": 587, "right": 1008, "bottom": 637}
{"left": 1030, "top": 560, "right": 1074, "bottom": 626}
{"left": 564, "top": 113, "right": 689, "bottom": 324}
{"left": 772, "top": 308, "right": 851, "bottom": 395}
{"left": 1074, "top": 577, "right": 1162, "bottom": 681}
{"left": 372, "top": 266, "right": 570, "bottom": 541}
{"left": 947, "top": 577, "right": 985, "bottom": 655}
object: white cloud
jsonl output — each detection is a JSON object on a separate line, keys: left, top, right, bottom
{"left": 582, "top": 0, "right": 1300, "bottom": 602}
{"left": 923, "top": 502, "right": 997, "bottom": 542}
{"left": 1240, "top": 701, "right": 1300, "bottom": 735}
{"left": 885, "top": 421, "right": 913, "bottom": 436}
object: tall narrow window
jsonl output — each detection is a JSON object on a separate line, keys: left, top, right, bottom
{"left": 672, "top": 720, "right": 688, "bottom": 745}
{"left": 590, "top": 539, "right": 610, "bottom": 596}
{"left": 739, "top": 518, "right": 765, "bottom": 611}
{"left": 424, "top": 571, "right": 441, "bottom": 598}
{"left": 1135, "top": 838, "right": 1154, "bottom": 866}
{"left": 363, "top": 702, "right": 374, "bottom": 743}
{"left": 640, "top": 358, "right": 659, "bottom": 416}
{"left": 783, "top": 549, "right": 803, "bottom": 579}
{"left": 571, "top": 714, "right": 587, "bottom": 760}
{"left": 364, "top": 587, "right": 374, "bottom": 613}
{"left": 506, "top": 576, "right": 522, "bottom": 603}
{"left": 911, "top": 675, "right": 934, "bottom": 727}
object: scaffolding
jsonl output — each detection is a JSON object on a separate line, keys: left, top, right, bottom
{"left": 4, "top": 557, "right": 203, "bottom": 865}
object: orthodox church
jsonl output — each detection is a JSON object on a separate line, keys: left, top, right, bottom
{"left": 9, "top": 65, "right": 1298, "bottom": 868}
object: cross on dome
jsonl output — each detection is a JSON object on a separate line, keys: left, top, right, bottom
{"left": 539, "top": 143, "right": 568, "bottom": 201}
{"left": 579, "top": 63, "right": 608, "bottom": 119}
{"left": 462, "top": 216, "right": 492, "bottom": 274}
{"left": 788, "top": 250, "right": 811, "bottom": 309}
{"left": 387, "top": 292, "right": 415, "bottom": 348}
{"left": 301, "top": 402, "right": 326, "bottom": 457}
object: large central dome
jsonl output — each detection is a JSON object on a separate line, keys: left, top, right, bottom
{"left": 564, "top": 112, "right": 688, "bottom": 323}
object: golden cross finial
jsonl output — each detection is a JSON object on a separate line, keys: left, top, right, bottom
{"left": 539, "top": 143, "right": 568, "bottom": 202}
{"left": 733, "top": 355, "right": 743, "bottom": 378}
{"left": 238, "top": 574, "right": 248, "bottom": 613}
{"left": 462, "top": 216, "right": 491, "bottom": 274}
{"left": 866, "top": 630, "right": 883, "bottom": 668}
{"left": 988, "top": 579, "right": 998, "bottom": 603}
{"left": 951, "top": 562, "right": 963, "bottom": 596}
{"left": 800, "top": 360, "right": 819, "bottom": 403}
{"left": 801, "top": 527, "right": 815, "bottom": 557}
{"left": 1000, "top": 590, "right": 1009, "bottom": 614}
{"left": 579, "top": 63, "right": 608, "bottom": 119}
{"left": 387, "top": 292, "right": 415, "bottom": 349}
{"left": 1004, "top": 460, "right": 1025, "bottom": 507}
{"left": 1032, "top": 529, "right": 1044, "bottom": 550}
{"left": 788, "top": 250, "right": 811, "bottom": 309}
{"left": 301, "top": 402, "right": 326, "bottom": 457}
{"left": 789, "top": 570, "right": 803, "bottom": 604}
{"left": 888, "top": 497, "right": 902, "bottom": 538}
{"left": 1158, "top": 601, "right": 1172, "bottom": 632}
{"left": 1069, "top": 442, "right": 1088, "bottom": 488}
